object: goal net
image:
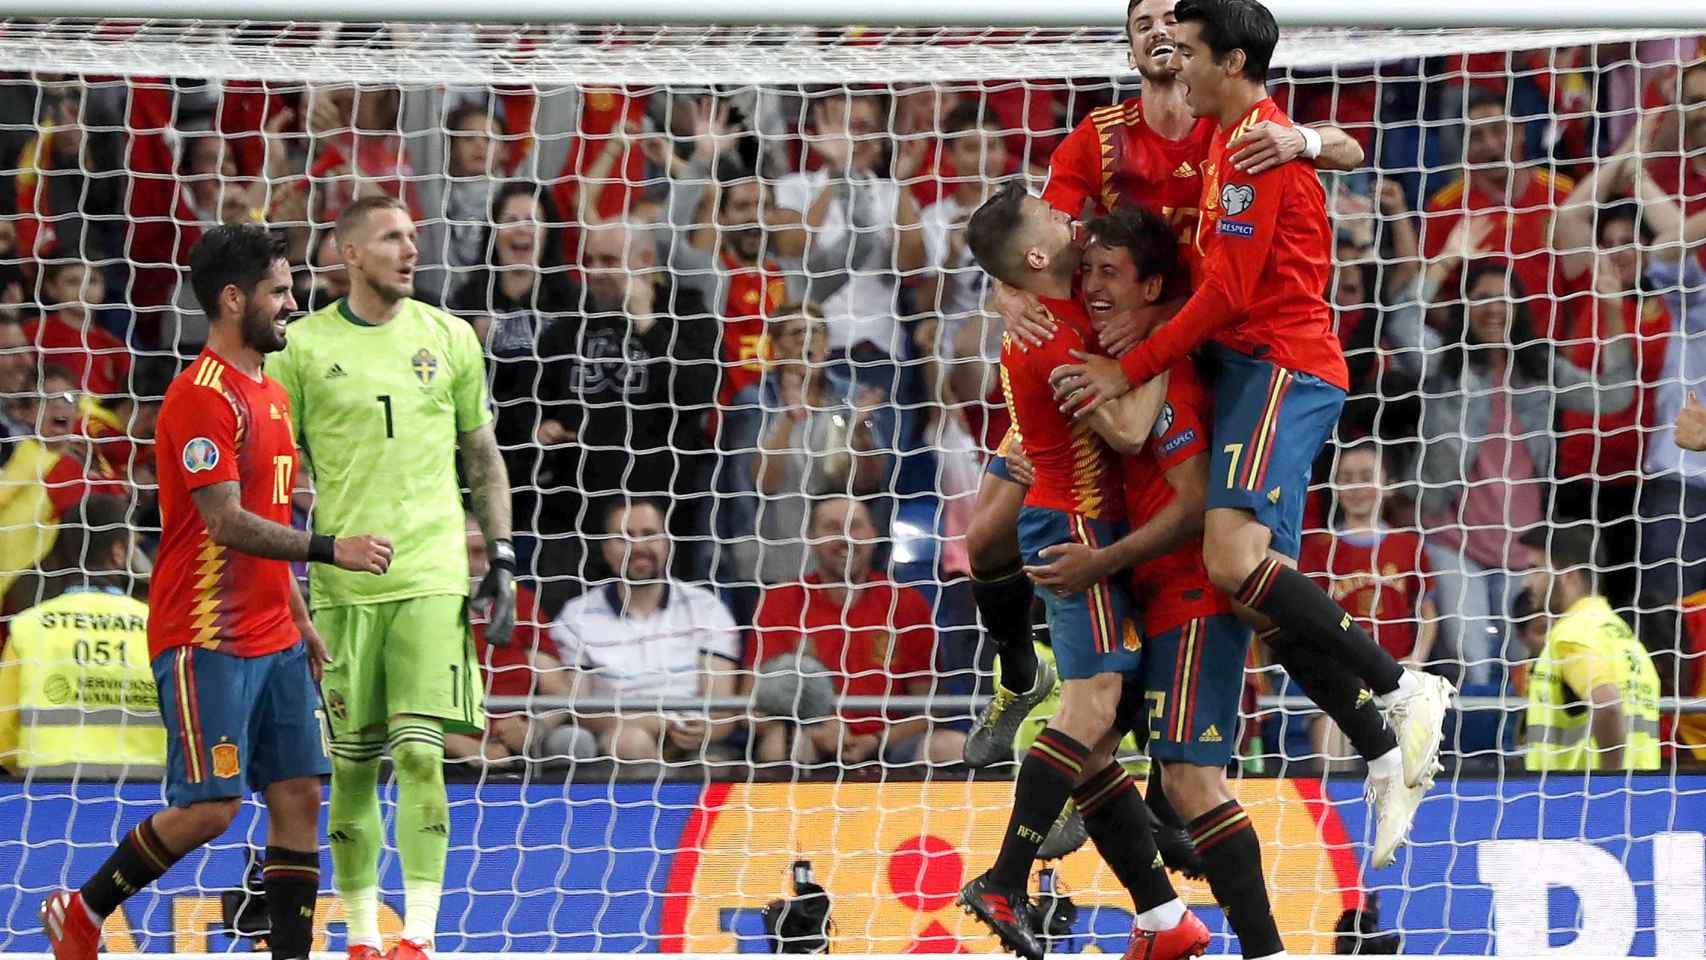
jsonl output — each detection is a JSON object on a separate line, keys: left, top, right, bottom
{"left": 1, "top": 9, "right": 1706, "bottom": 957}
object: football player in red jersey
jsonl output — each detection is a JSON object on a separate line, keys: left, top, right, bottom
{"left": 42, "top": 225, "right": 393, "bottom": 960}
{"left": 1053, "top": 0, "right": 1453, "bottom": 805}
{"left": 963, "top": 0, "right": 1365, "bottom": 772}
{"left": 955, "top": 183, "right": 1209, "bottom": 960}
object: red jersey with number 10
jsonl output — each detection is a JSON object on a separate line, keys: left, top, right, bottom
{"left": 1043, "top": 98, "right": 1214, "bottom": 257}
{"left": 999, "top": 296, "right": 1124, "bottom": 521}
{"left": 149, "top": 350, "right": 300, "bottom": 660}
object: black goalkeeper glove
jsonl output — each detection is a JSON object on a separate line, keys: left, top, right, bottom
{"left": 474, "top": 538, "right": 518, "bottom": 648}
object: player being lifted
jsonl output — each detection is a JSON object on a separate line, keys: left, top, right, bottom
{"left": 957, "top": 183, "right": 1208, "bottom": 960}
{"left": 1026, "top": 208, "right": 1288, "bottom": 958}
{"left": 42, "top": 225, "right": 393, "bottom": 960}
{"left": 1054, "top": 0, "right": 1454, "bottom": 816}
{"left": 965, "top": 0, "right": 1362, "bottom": 771}
{"left": 268, "top": 196, "right": 517, "bottom": 960}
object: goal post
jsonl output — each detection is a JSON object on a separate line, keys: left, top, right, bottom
{"left": 1, "top": 2, "right": 1705, "bottom": 957}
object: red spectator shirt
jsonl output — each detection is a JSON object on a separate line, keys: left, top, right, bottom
{"left": 1554, "top": 282, "right": 1672, "bottom": 483}
{"left": 1043, "top": 98, "right": 1212, "bottom": 252}
{"left": 148, "top": 351, "right": 299, "bottom": 660}
{"left": 1421, "top": 168, "right": 1575, "bottom": 319}
{"left": 25, "top": 314, "right": 131, "bottom": 399}
{"left": 1122, "top": 359, "right": 1230, "bottom": 636}
{"left": 999, "top": 296, "right": 1124, "bottom": 520}
{"left": 1117, "top": 99, "right": 1347, "bottom": 391}
{"left": 472, "top": 585, "right": 559, "bottom": 716}
{"left": 715, "top": 252, "right": 788, "bottom": 407}
{"left": 749, "top": 572, "right": 937, "bottom": 736}
{"left": 1298, "top": 527, "right": 1430, "bottom": 661}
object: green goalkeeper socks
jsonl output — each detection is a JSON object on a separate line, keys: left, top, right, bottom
{"left": 328, "top": 734, "right": 384, "bottom": 949}
{"left": 389, "top": 718, "right": 448, "bottom": 946}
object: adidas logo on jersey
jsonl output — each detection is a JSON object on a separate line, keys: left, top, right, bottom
{"left": 1199, "top": 725, "right": 1222, "bottom": 743}
{"left": 325, "top": 363, "right": 347, "bottom": 379}
{"left": 1172, "top": 161, "right": 1196, "bottom": 178}
{"left": 1267, "top": 486, "right": 1282, "bottom": 504}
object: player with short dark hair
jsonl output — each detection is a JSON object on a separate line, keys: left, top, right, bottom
{"left": 41, "top": 223, "right": 393, "bottom": 960}
{"left": 269, "top": 193, "right": 516, "bottom": 960}
{"left": 1051, "top": 0, "right": 1453, "bottom": 829}
{"left": 958, "top": 183, "right": 1205, "bottom": 960}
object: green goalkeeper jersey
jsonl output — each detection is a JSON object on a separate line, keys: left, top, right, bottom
{"left": 269, "top": 298, "right": 493, "bottom": 609}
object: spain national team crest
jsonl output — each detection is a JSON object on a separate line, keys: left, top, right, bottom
{"left": 412, "top": 348, "right": 438, "bottom": 385}
{"left": 211, "top": 741, "right": 240, "bottom": 779}
{"left": 1122, "top": 619, "right": 1142, "bottom": 652}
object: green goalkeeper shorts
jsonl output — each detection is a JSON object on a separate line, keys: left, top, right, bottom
{"left": 316, "top": 594, "right": 482, "bottom": 737}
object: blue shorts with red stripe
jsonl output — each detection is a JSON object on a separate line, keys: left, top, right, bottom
{"left": 152, "top": 641, "right": 330, "bottom": 807}
{"left": 1204, "top": 344, "right": 1345, "bottom": 557}
{"left": 1017, "top": 506, "right": 1142, "bottom": 680}
{"left": 1140, "top": 614, "right": 1250, "bottom": 767}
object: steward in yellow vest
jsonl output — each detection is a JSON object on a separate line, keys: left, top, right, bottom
{"left": 1518, "top": 527, "right": 1661, "bottom": 772}
{"left": 0, "top": 496, "right": 162, "bottom": 776}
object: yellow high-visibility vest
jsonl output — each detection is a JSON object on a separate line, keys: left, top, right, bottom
{"left": 1525, "top": 596, "right": 1661, "bottom": 772}
{"left": 0, "top": 586, "right": 164, "bottom": 777}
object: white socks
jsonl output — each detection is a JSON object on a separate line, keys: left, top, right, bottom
{"left": 342, "top": 886, "right": 381, "bottom": 949}
{"left": 1368, "top": 748, "right": 1404, "bottom": 780}
{"left": 1375, "top": 668, "right": 1422, "bottom": 710}
{"left": 403, "top": 879, "right": 443, "bottom": 947}
{"left": 1134, "top": 897, "right": 1186, "bottom": 931}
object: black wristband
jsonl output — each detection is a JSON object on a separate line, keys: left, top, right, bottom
{"left": 488, "top": 538, "right": 517, "bottom": 574}
{"left": 308, "top": 534, "right": 336, "bottom": 565}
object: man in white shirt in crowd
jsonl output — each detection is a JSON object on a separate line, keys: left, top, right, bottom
{"left": 550, "top": 499, "right": 743, "bottom": 762}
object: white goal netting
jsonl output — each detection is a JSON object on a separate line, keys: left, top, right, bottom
{"left": 1, "top": 11, "right": 1706, "bottom": 958}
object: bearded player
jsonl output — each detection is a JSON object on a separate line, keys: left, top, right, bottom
{"left": 42, "top": 225, "right": 392, "bottom": 960}
{"left": 956, "top": 183, "right": 1210, "bottom": 960}
{"left": 964, "top": 0, "right": 1363, "bottom": 770}
{"left": 267, "top": 196, "right": 516, "bottom": 960}
{"left": 1054, "top": 0, "right": 1453, "bottom": 804}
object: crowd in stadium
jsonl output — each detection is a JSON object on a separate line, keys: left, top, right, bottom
{"left": 2, "top": 30, "right": 1706, "bottom": 779}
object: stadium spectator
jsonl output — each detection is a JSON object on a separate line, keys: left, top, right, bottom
{"left": 534, "top": 220, "right": 717, "bottom": 600}
{"left": 424, "top": 103, "right": 506, "bottom": 303}
{"left": 26, "top": 261, "right": 131, "bottom": 400}
{"left": 447, "top": 180, "right": 577, "bottom": 543}
{"left": 770, "top": 90, "right": 928, "bottom": 379}
{"left": 917, "top": 102, "right": 1007, "bottom": 325}
{"left": 298, "top": 228, "right": 351, "bottom": 314}
{"left": 16, "top": 80, "right": 122, "bottom": 263}
{"left": 1386, "top": 216, "right": 1634, "bottom": 689}
{"left": 1420, "top": 88, "right": 1575, "bottom": 330}
{"left": 749, "top": 496, "right": 964, "bottom": 768}
{"left": 1642, "top": 59, "right": 1706, "bottom": 246}
{"left": 306, "top": 81, "right": 420, "bottom": 227}
{"left": 549, "top": 499, "right": 742, "bottom": 764}
{"left": 1624, "top": 163, "right": 1706, "bottom": 602}
{"left": 0, "top": 495, "right": 160, "bottom": 778}
{"left": 0, "top": 368, "right": 128, "bottom": 600}
{"left": 1517, "top": 526, "right": 1661, "bottom": 772}
{"left": 1300, "top": 443, "right": 1438, "bottom": 760}
{"left": 752, "top": 315, "right": 896, "bottom": 586}
{"left": 445, "top": 522, "right": 581, "bottom": 768}
{"left": 0, "top": 316, "right": 33, "bottom": 459}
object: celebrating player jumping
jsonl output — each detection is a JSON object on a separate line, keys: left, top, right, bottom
{"left": 268, "top": 195, "right": 516, "bottom": 960}
{"left": 1052, "top": 0, "right": 1455, "bottom": 849}
{"left": 42, "top": 224, "right": 393, "bottom": 960}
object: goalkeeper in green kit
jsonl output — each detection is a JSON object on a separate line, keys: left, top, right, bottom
{"left": 269, "top": 195, "right": 516, "bottom": 960}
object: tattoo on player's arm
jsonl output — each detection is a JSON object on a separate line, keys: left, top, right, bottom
{"left": 458, "top": 423, "right": 513, "bottom": 544}
{"left": 189, "top": 481, "right": 313, "bottom": 561}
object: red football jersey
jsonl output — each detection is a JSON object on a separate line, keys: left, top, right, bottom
{"left": 1298, "top": 528, "right": 1430, "bottom": 661}
{"left": 715, "top": 252, "right": 789, "bottom": 407}
{"left": 1043, "top": 98, "right": 1213, "bottom": 251}
{"left": 1420, "top": 168, "right": 1574, "bottom": 328}
{"left": 1554, "top": 285, "right": 1671, "bottom": 482}
{"left": 1123, "top": 360, "right": 1230, "bottom": 635}
{"left": 149, "top": 350, "right": 300, "bottom": 660}
{"left": 1000, "top": 296, "right": 1123, "bottom": 520}
{"left": 749, "top": 573, "right": 936, "bottom": 736}
{"left": 473, "top": 584, "right": 557, "bottom": 703}
{"left": 1118, "top": 99, "right": 1348, "bottom": 391}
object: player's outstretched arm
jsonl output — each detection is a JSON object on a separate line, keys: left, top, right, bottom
{"left": 189, "top": 481, "right": 393, "bottom": 573}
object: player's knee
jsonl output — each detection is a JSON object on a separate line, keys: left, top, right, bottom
{"left": 1159, "top": 761, "right": 1231, "bottom": 821}
{"left": 182, "top": 798, "right": 242, "bottom": 843}
{"left": 1053, "top": 675, "right": 1122, "bottom": 744}
{"left": 1202, "top": 538, "right": 1256, "bottom": 594}
{"left": 610, "top": 719, "right": 663, "bottom": 761}
{"left": 966, "top": 516, "right": 1019, "bottom": 575}
{"left": 389, "top": 741, "right": 446, "bottom": 785}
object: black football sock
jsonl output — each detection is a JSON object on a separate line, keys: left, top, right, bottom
{"left": 1237, "top": 558, "right": 1403, "bottom": 695}
{"left": 1260, "top": 626, "right": 1398, "bottom": 762}
{"left": 1073, "top": 763, "right": 1178, "bottom": 914}
{"left": 990, "top": 728, "right": 1089, "bottom": 888}
{"left": 1187, "top": 801, "right": 1284, "bottom": 959}
{"left": 79, "top": 816, "right": 182, "bottom": 918}
{"left": 1144, "top": 769, "right": 1185, "bottom": 829}
{"left": 262, "top": 846, "right": 320, "bottom": 960}
{"left": 972, "top": 562, "right": 1038, "bottom": 694}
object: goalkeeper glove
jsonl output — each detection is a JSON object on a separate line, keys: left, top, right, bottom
{"left": 474, "top": 538, "right": 518, "bottom": 648}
